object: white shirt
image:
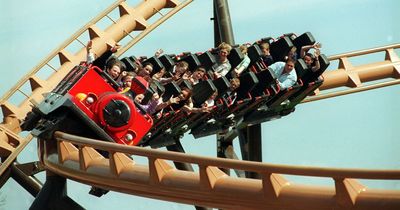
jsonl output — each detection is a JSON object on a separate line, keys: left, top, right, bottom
{"left": 213, "top": 58, "right": 231, "bottom": 76}
{"left": 269, "top": 61, "right": 297, "bottom": 90}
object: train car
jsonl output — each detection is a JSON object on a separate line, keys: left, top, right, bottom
{"left": 21, "top": 63, "right": 153, "bottom": 146}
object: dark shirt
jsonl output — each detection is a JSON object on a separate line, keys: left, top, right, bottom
{"left": 261, "top": 55, "right": 274, "bottom": 66}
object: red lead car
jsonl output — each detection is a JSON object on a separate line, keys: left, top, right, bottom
{"left": 22, "top": 63, "right": 153, "bottom": 146}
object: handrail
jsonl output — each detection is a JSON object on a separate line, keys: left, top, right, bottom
{"left": 328, "top": 43, "right": 400, "bottom": 60}
{"left": 55, "top": 131, "right": 400, "bottom": 180}
{"left": 45, "top": 131, "right": 400, "bottom": 210}
{"left": 115, "top": 0, "right": 193, "bottom": 57}
{"left": 301, "top": 42, "right": 400, "bottom": 103}
{"left": 302, "top": 78, "right": 400, "bottom": 103}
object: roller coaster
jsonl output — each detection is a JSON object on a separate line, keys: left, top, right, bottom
{"left": 1, "top": 0, "right": 400, "bottom": 209}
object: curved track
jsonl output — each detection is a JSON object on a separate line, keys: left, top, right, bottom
{"left": 1, "top": 1, "right": 399, "bottom": 209}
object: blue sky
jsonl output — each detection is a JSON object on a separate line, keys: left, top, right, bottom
{"left": 1, "top": 0, "right": 399, "bottom": 209}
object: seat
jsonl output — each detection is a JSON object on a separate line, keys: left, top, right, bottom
{"left": 142, "top": 80, "right": 165, "bottom": 104}
{"left": 301, "top": 54, "right": 330, "bottom": 83}
{"left": 216, "top": 71, "right": 259, "bottom": 119}
{"left": 198, "top": 51, "right": 217, "bottom": 70}
{"left": 162, "top": 81, "right": 181, "bottom": 102}
{"left": 192, "top": 79, "right": 218, "bottom": 108}
{"left": 270, "top": 36, "right": 294, "bottom": 62}
{"left": 293, "top": 32, "right": 316, "bottom": 55}
{"left": 166, "top": 79, "right": 218, "bottom": 135}
{"left": 178, "top": 79, "right": 193, "bottom": 92}
{"left": 294, "top": 58, "right": 309, "bottom": 79}
{"left": 179, "top": 53, "right": 201, "bottom": 72}
{"left": 236, "top": 71, "right": 259, "bottom": 101}
{"left": 142, "top": 56, "right": 164, "bottom": 75}
{"left": 158, "top": 54, "right": 175, "bottom": 72}
{"left": 247, "top": 44, "right": 263, "bottom": 66}
{"left": 289, "top": 77, "right": 324, "bottom": 104}
{"left": 212, "top": 76, "right": 231, "bottom": 100}
{"left": 120, "top": 56, "right": 138, "bottom": 72}
{"left": 251, "top": 68, "right": 277, "bottom": 97}
{"left": 227, "top": 46, "right": 244, "bottom": 69}
{"left": 265, "top": 82, "right": 302, "bottom": 110}
{"left": 288, "top": 53, "right": 330, "bottom": 102}
{"left": 259, "top": 37, "right": 273, "bottom": 44}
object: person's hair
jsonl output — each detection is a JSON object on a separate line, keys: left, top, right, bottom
{"left": 260, "top": 42, "right": 270, "bottom": 50}
{"left": 122, "top": 72, "right": 135, "bottom": 82}
{"left": 304, "top": 52, "right": 314, "bottom": 60}
{"left": 105, "top": 56, "right": 117, "bottom": 69}
{"left": 239, "top": 44, "right": 248, "bottom": 54}
{"left": 230, "top": 77, "right": 240, "bottom": 87}
{"left": 158, "top": 68, "right": 166, "bottom": 73}
{"left": 143, "top": 62, "right": 154, "bottom": 68}
{"left": 286, "top": 58, "right": 297, "bottom": 64}
{"left": 218, "top": 42, "right": 232, "bottom": 53}
{"left": 195, "top": 67, "right": 206, "bottom": 73}
{"left": 181, "top": 87, "right": 193, "bottom": 100}
{"left": 142, "top": 62, "right": 154, "bottom": 74}
{"left": 212, "top": 89, "right": 218, "bottom": 96}
{"left": 106, "top": 57, "right": 126, "bottom": 72}
{"left": 176, "top": 61, "right": 189, "bottom": 69}
{"left": 112, "top": 61, "right": 126, "bottom": 72}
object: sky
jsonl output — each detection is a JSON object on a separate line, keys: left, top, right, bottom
{"left": 0, "top": 0, "right": 400, "bottom": 209}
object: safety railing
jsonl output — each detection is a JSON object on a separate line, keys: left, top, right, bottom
{"left": 42, "top": 131, "right": 400, "bottom": 210}
{"left": 303, "top": 43, "right": 400, "bottom": 103}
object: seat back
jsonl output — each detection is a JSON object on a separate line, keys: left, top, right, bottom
{"left": 192, "top": 79, "right": 217, "bottom": 107}
{"left": 251, "top": 68, "right": 277, "bottom": 96}
{"left": 270, "top": 36, "right": 294, "bottom": 62}
{"left": 301, "top": 54, "right": 330, "bottom": 83}
{"left": 236, "top": 71, "right": 259, "bottom": 100}
{"left": 227, "top": 46, "right": 245, "bottom": 69}
{"left": 213, "top": 76, "right": 231, "bottom": 100}
{"left": 247, "top": 44, "right": 263, "bottom": 65}
{"left": 162, "top": 81, "right": 181, "bottom": 102}
{"left": 143, "top": 56, "right": 164, "bottom": 75}
{"left": 294, "top": 58, "right": 309, "bottom": 79}
{"left": 198, "top": 51, "right": 217, "bottom": 70}
{"left": 293, "top": 32, "right": 316, "bottom": 55}
{"left": 180, "top": 53, "right": 201, "bottom": 72}
{"left": 142, "top": 80, "right": 165, "bottom": 104}
{"left": 158, "top": 54, "right": 175, "bottom": 72}
{"left": 121, "top": 56, "right": 139, "bottom": 72}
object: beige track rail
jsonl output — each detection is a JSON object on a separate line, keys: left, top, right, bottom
{"left": 0, "top": 0, "right": 192, "bottom": 176}
{"left": 42, "top": 131, "right": 400, "bottom": 210}
{"left": 303, "top": 43, "right": 400, "bottom": 103}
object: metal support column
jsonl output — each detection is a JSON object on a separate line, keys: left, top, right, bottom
{"left": 11, "top": 162, "right": 43, "bottom": 197}
{"left": 30, "top": 172, "right": 84, "bottom": 210}
{"left": 213, "top": 0, "right": 235, "bottom": 46}
{"left": 238, "top": 124, "right": 262, "bottom": 179}
{"left": 213, "top": 0, "right": 236, "bottom": 176}
{"left": 212, "top": 5, "right": 221, "bottom": 47}
{"left": 166, "top": 140, "right": 194, "bottom": 171}
{"left": 216, "top": 133, "right": 232, "bottom": 175}
{"left": 167, "top": 140, "right": 211, "bottom": 210}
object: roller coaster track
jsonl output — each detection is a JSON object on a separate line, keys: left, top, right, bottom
{"left": 42, "top": 131, "right": 400, "bottom": 210}
{"left": 0, "top": 0, "right": 399, "bottom": 209}
{"left": 0, "top": 0, "right": 193, "bottom": 176}
{"left": 304, "top": 43, "right": 400, "bottom": 103}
